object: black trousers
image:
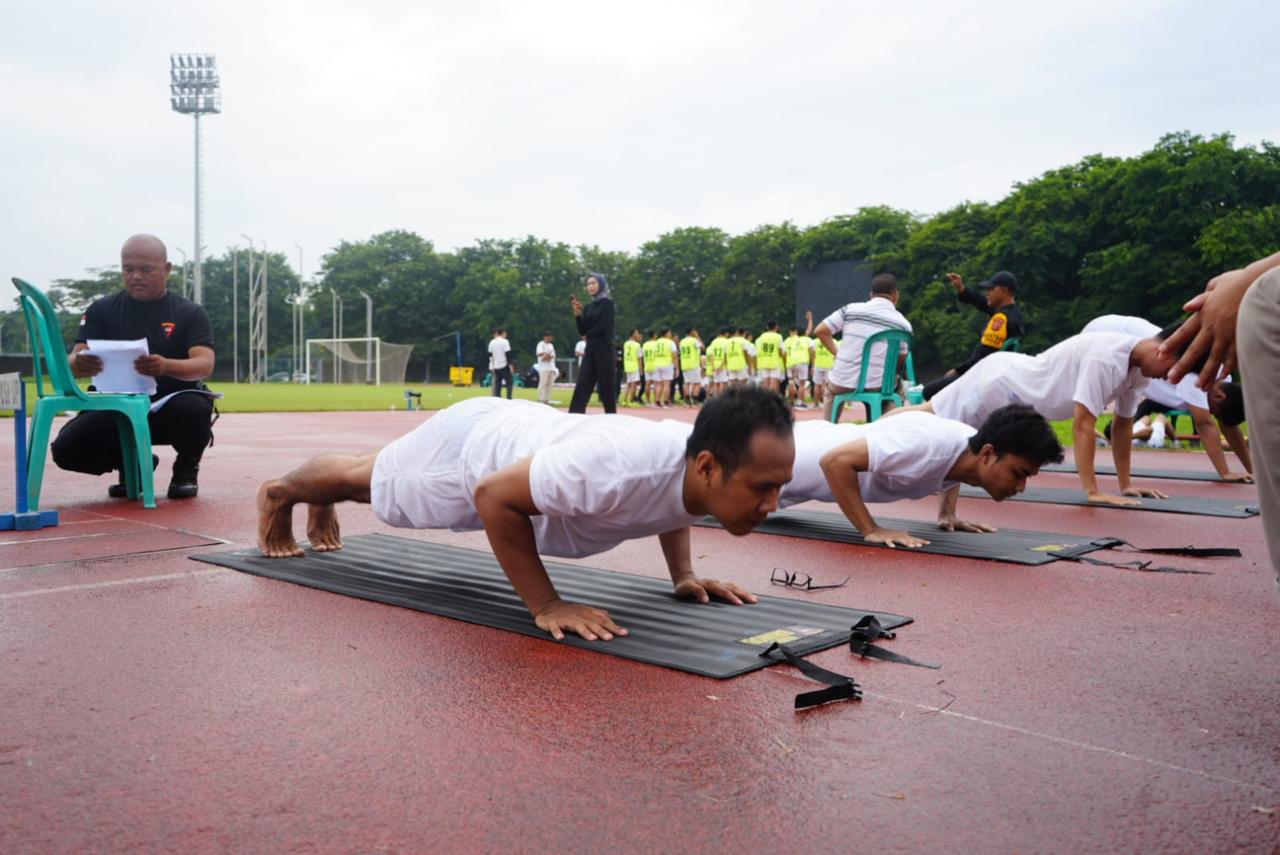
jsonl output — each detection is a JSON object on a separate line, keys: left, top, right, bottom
{"left": 51, "top": 393, "right": 214, "bottom": 476}
{"left": 491, "top": 366, "right": 513, "bottom": 399}
{"left": 922, "top": 373, "right": 959, "bottom": 401}
{"left": 569, "top": 348, "right": 617, "bottom": 413}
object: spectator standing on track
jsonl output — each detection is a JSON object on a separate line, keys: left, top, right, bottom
{"left": 534, "top": 332, "right": 558, "bottom": 405}
{"left": 488, "top": 328, "right": 513, "bottom": 399}
{"left": 568, "top": 272, "right": 617, "bottom": 413}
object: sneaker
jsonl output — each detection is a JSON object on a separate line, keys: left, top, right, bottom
{"left": 108, "top": 454, "right": 159, "bottom": 498}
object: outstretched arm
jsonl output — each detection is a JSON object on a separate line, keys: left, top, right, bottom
{"left": 1112, "top": 414, "right": 1169, "bottom": 500}
{"left": 658, "top": 527, "right": 757, "bottom": 605}
{"left": 1191, "top": 406, "right": 1251, "bottom": 481}
{"left": 1075, "top": 406, "right": 1139, "bottom": 506}
{"left": 804, "top": 310, "right": 814, "bottom": 337}
{"left": 820, "top": 439, "right": 929, "bottom": 548}
{"left": 1219, "top": 422, "right": 1252, "bottom": 476}
{"left": 937, "top": 484, "right": 996, "bottom": 533}
{"left": 474, "top": 458, "right": 627, "bottom": 641}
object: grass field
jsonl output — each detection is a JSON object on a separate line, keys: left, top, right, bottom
{"left": 10, "top": 379, "right": 1226, "bottom": 450}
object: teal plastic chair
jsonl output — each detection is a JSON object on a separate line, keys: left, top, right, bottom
{"left": 1001, "top": 337, "right": 1021, "bottom": 352}
{"left": 829, "top": 329, "right": 916, "bottom": 423}
{"left": 13, "top": 278, "right": 156, "bottom": 509}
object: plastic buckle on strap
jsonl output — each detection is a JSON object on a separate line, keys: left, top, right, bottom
{"left": 760, "top": 642, "right": 862, "bottom": 710}
{"left": 849, "top": 616, "right": 940, "bottom": 670}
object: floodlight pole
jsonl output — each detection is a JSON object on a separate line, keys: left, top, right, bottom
{"left": 169, "top": 54, "right": 220, "bottom": 305}
{"left": 241, "top": 233, "right": 256, "bottom": 382}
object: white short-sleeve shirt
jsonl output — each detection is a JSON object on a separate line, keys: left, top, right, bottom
{"left": 780, "top": 412, "right": 973, "bottom": 507}
{"left": 535, "top": 340, "right": 557, "bottom": 374}
{"left": 931, "top": 332, "right": 1149, "bottom": 426}
{"left": 488, "top": 337, "right": 511, "bottom": 369}
{"left": 820, "top": 296, "right": 913, "bottom": 389}
{"left": 371, "top": 398, "right": 699, "bottom": 559}
{"left": 1082, "top": 314, "right": 1212, "bottom": 410}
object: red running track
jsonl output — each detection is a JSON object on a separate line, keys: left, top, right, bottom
{"left": 2, "top": 408, "right": 1277, "bottom": 853}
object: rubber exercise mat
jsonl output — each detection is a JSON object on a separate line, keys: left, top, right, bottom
{"left": 1041, "top": 463, "right": 1245, "bottom": 483}
{"left": 695, "top": 510, "right": 1104, "bottom": 565}
{"left": 192, "top": 534, "right": 912, "bottom": 679}
{"left": 958, "top": 485, "right": 1259, "bottom": 517}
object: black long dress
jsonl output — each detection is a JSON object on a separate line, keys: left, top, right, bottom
{"left": 569, "top": 296, "right": 617, "bottom": 413}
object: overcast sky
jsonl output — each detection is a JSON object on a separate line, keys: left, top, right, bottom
{"left": 2, "top": 0, "right": 1277, "bottom": 294}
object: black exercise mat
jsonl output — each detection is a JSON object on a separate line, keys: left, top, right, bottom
{"left": 695, "top": 509, "right": 1105, "bottom": 565}
{"left": 192, "top": 534, "right": 911, "bottom": 679}
{"left": 958, "top": 485, "right": 1259, "bottom": 517}
{"left": 1041, "top": 463, "right": 1245, "bottom": 483}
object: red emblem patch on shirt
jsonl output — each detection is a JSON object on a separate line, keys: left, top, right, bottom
{"left": 990, "top": 316, "right": 1005, "bottom": 331}
{"left": 161, "top": 322, "right": 176, "bottom": 339}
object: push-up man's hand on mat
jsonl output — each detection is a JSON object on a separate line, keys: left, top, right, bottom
{"left": 1122, "top": 485, "right": 1168, "bottom": 500}
{"left": 534, "top": 601, "right": 627, "bottom": 641}
{"left": 674, "top": 577, "right": 758, "bottom": 605}
{"left": 865, "top": 527, "right": 930, "bottom": 549}
{"left": 937, "top": 514, "right": 996, "bottom": 534}
{"left": 1087, "top": 491, "right": 1142, "bottom": 507}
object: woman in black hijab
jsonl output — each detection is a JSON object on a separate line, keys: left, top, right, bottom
{"left": 568, "top": 272, "right": 617, "bottom": 413}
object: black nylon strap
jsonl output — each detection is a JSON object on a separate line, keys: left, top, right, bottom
{"left": 850, "top": 615, "right": 941, "bottom": 669}
{"left": 1046, "top": 549, "right": 1212, "bottom": 575}
{"left": 760, "top": 642, "right": 862, "bottom": 709}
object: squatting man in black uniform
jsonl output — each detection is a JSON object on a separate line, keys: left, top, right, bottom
{"left": 52, "top": 234, "right": 216, "bottom": 499}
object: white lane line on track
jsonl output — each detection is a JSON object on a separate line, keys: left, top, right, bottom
{"left": 0, "top": 568, "right": 224, "bottom": 600}
{"left": 869, "top": 688, "right": 1275, "bottom": 794}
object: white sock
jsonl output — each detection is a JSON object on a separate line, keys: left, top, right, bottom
{"left": 1148, "top": 421, "right": 1167, "bottom": 447}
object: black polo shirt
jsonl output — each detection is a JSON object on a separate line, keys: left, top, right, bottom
{"left": 77, "top": 290, "right": 214, "bottom": 398}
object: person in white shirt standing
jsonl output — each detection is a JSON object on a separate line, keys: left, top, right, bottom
{"left": 1082, "top": 314, "right": 1250, "bottom": 482}
{"left": 534, "top": 331, "right": 558, "bottom": 406}
{"left": 898, "top": 328, "right": 1182, "bottom": 506}
{"left": 814, "top": 274, "right": 913, "bottom": 422}
{"left": 781, "top": 405, "right": 1062, "bottom": 547}
{"left": 488, "top": 328, "right": 513, "bottom": 399}
{"left": 254, "top": 386, "right": 795, "bottom": 642}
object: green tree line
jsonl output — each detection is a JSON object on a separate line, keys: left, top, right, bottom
{"left": 8, "top": 132, "right": 1278, "bottom": 380}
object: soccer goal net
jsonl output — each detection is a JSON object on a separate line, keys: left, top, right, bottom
{"left": 305, "top": 337, "right": 415, "bottom": 385}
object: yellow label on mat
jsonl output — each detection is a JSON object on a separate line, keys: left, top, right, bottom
{"left": 739, "top": 626, "right": 825, "bottom": 646}
{"left": 1031, "top": 544, "right": 1067, "bottom": 553}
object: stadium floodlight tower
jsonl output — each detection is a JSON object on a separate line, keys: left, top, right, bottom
{"left": 169, "top": 53, "right": 221, "bottom": 305}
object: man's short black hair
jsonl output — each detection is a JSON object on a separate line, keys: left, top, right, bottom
{"left": 1217, "top": 381, "right": 1246, "bottom": 427}
{"left": 766, "top": 319, "right": 779, "bottom": 330}
{"left": 720, "top": 327, "right": 732, "bottom": 336}
{"left": 542, "top": 330, "right": 552, "bottom": 337}
{"left": 969, "top": 404, "right": 1064, "bottom": 466}
{"left": 686, "top": 386, "right": 793, "bottom": 481}
{"left": 871, "top": 274, "right": 898, "bottom": 296}
{"left": 495, "top": 327, "right": 506, "bottom": 335}
{"left": 1155, "top": 319, "right": 1209, "bottom": 375}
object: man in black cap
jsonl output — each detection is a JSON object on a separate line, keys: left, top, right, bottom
{"left": 922, "top": 270, "right": 1025, "bottom": 400}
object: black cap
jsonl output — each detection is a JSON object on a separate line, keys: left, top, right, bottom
{"left": 979, "top": 271, "right": 1017, "bottom": 291}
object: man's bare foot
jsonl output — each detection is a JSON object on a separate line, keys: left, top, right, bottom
{"left": 306, "top": 503, "right": 343, "bottom": 552}
{"left": 257, "top": 480, "right": 304, "bottom": 558}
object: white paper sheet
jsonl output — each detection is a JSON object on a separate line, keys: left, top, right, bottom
{"left": 149, "top": 388, "right": 223, "bottom": 413}
{"left": 83, "top": 339, "right": 157, "bottom": 395}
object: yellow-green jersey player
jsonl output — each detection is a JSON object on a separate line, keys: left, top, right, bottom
{"left": 755, "top": 320, "right": 786, "bottom": 394}
{"left": 706, "top": 328, "right": 732, "bottom": 395}
{"left": 641, "top": 332, "right": 661, "bottom": 406}
{"left": 726, "top": 327, "right": 750, "bottom": 385}
{"left": 679, "top": 327, "right": 705, "bottom": 405}
{"left": 784, "top": 322, "right": 815, "bottom": 407}
{"left": 622, "top": 329, "right": 645, "bottom": 407}
{"left": 811, "top": 309, "right": 837, "bottom": 407}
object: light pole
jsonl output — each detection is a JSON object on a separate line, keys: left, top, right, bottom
{"left": 169, "top": 53, "right": 221, "bottom": 305}
{"left": 360, "top": 291, "right": 373, "bottom": 384}
{"left": 294, "top": 244, "right": 304, "bottom": 379}
{"left": 241, "top": 234, "right": 255, "bottom": 382}
{"left": 231, "top": 245, "right": 239, "bottom": 382}
{"left": 173, "top": 246, "right": 188, "bottom": 297}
